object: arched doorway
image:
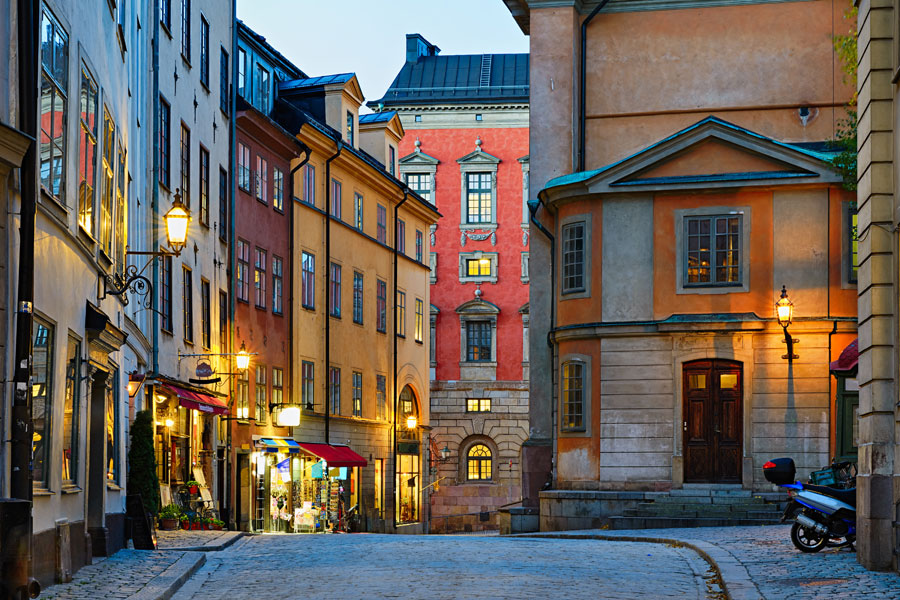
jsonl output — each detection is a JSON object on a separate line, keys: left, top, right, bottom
{"left": 396, "top": 385, "right": 420, "bottom": 524}
{"left": 683, "top": 359, "right": 743, "bottom": 483}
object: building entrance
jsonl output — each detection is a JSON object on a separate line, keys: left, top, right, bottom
{"left": 683, "top": 360, "right": 743, "bottom": 483}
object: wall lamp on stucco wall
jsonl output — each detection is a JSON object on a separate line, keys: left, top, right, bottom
{"left": 776, "top": 285, "right": 799, "bottom": 362}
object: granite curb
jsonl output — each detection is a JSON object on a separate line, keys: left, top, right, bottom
{"left": 510, "top": 531, "right": 763, "bottom": 600}
{"left": 127, "top": 552, "right": 206, "bottom": 600}
{"left": 158, "top": 531, "right": 246, "bottom": 552}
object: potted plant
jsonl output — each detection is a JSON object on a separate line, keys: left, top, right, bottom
{"left": 181, "top": 517, "right": 190, "bottom": 530}
{"left": 158, "top": 504, "right": 182, "bottom": 530}
{"left": 211, "top": 519, "right": 224, "bottom": 531}
{"left": 185, "top": 480, "right": 201, "bottom": 495}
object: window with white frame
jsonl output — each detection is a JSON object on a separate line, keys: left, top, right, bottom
{"left": 254, "top": 248, "right": 267, "bottom": 309}
{"left": 406, "top": 173, "right": 431, "bottom": 202}
{"left": 41, "top": 9, "right": 68, "bottom": 200}
{"left": 273, "top": 167, "right": 284, "bottom": 211}
{"left": 255, "top": 64, "right": 270, "bottom": 113}
{"left": 256, "top": 156, "right": 268, "bottom": 203}
{"left": 561, "top": 222, "right": 585, "bottom": 293}
{"left": 354, "top": 193, "right": 363, "bottom": 230}
{"left": 352, "top": 371, "right": 362, "bottom": 417}
{"left": 302, "top": 251, "right": 315, "bottom": 309}
{"left": 304, "top": 164, "right": 315, "bottom": 206}
{"left": 561, "top": 360, "right": 585, "bottom": 432}
{"left": 329, "top": 366, "right": 341, "bottom": 415}
{"left": 302, "top": 361, "right": 314, "bottom": 409}
{"left": 684, "top": 215, "right": 742, "bottom": 286}
{"left": 415, "top": 298, "right": 424, "bottom": 343}
{"left": 78, "top": 65, "right": 98, "bottom": 232}
{"left": 255, "top": 365, "right": 267, "bottom": 423}
{"left": 272, "top": 256, "right": 283, "bottom": 315}
{"left": 459, "top": 252, "right": 498, "bottom": 284}
{"left": 465, "top": 173, "right": 492, "bottom": 224}
{"left": 237, "top": 143, "right": 250, "bottom": 191}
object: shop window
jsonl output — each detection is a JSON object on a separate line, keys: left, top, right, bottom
{"left": 32, "top": 317, "right": 54, "bottom": 489}
{"left": 396, "top": 453, "right": 419, "bottom": 524}
{"left": 62, "top": 336, "right": 80, "bottom": 486}
{"left": 466, "top": 444, "right": 492, "bottom": 481}
{"left": 106, "top": 369, "right": 120, "bottom": 483}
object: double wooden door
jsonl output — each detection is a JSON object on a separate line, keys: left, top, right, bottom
{"left": 683, "top": 360, "right": 742, "bottom": 483}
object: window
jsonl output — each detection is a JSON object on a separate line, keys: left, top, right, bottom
{"left": 272, "top": 256, "right": 283, "bottom": 315}
{"left": 467, "top": 258, "right": 490, "bottom": 277}
{"left": 329, "top": 366, "right": 340, "bottom": 415}
{"left": 377, "top": 204, "right": 386, "bottom": 243}
{"left": 466, "top": 173, "right": 492, "bottom": 224}
{"left": 302, "top": 361, "right": 315, "bottom": 409}
{"left": 415, "top": 230, "right": 423, "bottom": 262}
{"left": 354, "top": 193, "right": 363, "bottom": 230}
{"left": 302, "top": 252, "right": 315, "bottom": 309}
{"left": 114, "top": 144, "right": 126, "bottom": 275}
{"left": 236, "top": 240, "right": 250, "bottom": 302}
{"left": 237, "top": 142, "right": 250, "bottom": 191}
{"left": 475, "top": 113, "right": 483, "bottom": 121}
{"left": 183, "top": 267, "right": 193, "bottom": 342}
{"left": 106, "top": 370, "right": 120, "bottom": 483}
{"left": 415, "top": 298, "right": 424, "bottom": 343}
{"left": 684, "top": 215, "right": 741, "bottom": 285}
{"left": 303, "top": 164, "right": 315, "bottom": 206}
{"left": 848, "top": 202, "right": 858, "bottom": 283}
{"left": 460, "top": 252, "right": 498, "bottom": 283}
{"left": 99, "top": 110, "right": 115, "bottom": 255}
{"left": 351, "top": 371, "right": 362, "bottom": 417}
{"left": 180, "top": 0, "right": 190, "bottom": 60}
{"left": 218, "top": 167, "right": 228, "bottom": 241}
{"left": 414, "top": 114, "right": 422, "bottom": 122}
{"left": 273, "top": 167, "right": 284, "bottom": 211}
{"left": 32, "top": 317, "right": 54, "bottom": 488}
{"left": 466, "top": 398, "right": 491, "bottom": 413}
{"left": 562, "top": 361, "right": 585, "bottom": 432}
{"left": 256, "top": 156, "right": 268, "bottom": 203}
{"left": 236, "top": 370, "right": 249, "bottom": 419}
{"left": 160, "top": 256, "right": 173, "bottom": 331}
{"left": 397, "top": 219, "right": 406, "bottom": 254}
{"left": 562, "top": 222, "right": 585, "bottom": 293}
{"left": 200, "top": 279, "right": 211, "bottom": 348}
{"left": 255, "top": 64, "right": 270, "bottom": 112}
{"left": 199, "top": 16, "right": 209, "bottom": 86}
{"left": 160, "top": 0, "right": 171, "bottom": 29}
{"left": 62, "top": 337, "right": 80, "bottom": 485}
{"left": 466, "top": 444, "right": 491, "bottom": 481}
{"left": 406, "top": 173, "right": 431, "bottom": 203}
{"left": 219, "top": 291, "right": 228, "bottom": 352}
{"left": 199, "top": 146, "right": 209, "bottom": 225}
{"left": 389, "top": 145, "right": 396, "bottom": 176}
{"left": 77, "top": 67, "right": 98, "bottom": 233}
{"left": 40, "top": 8, "right": 68, "bottom": 200}
{"left": 521, "top": 252, "right": 530, "bottom": 283}
{"left": 466, "top": 321, "right": 491, "bottom": 362}
{"left": 396, "top": 290, "right": 406, "bottom": 337}
{"left": 346, "top": 111, "right": 354, "bottom": 145}
{"left": 430, "top": 252, "right": 437, "bottom": 284}
{"left": 376, "top": 374, "right": 387, "bottom": 420}
{"left": 220, "top": 48, "right": 229, "bottom": 113}
{"left": 272, "top": 368, "right": 283, "bottom": 411}
{"left": 330, "top": 178, "right": 341, "bottom": 218}
{"left": 330, "top": 263, "right": 341, "bottom": 317}
{"left": 159, "top": 97, "right": 170, "bottom": 186}
{"left": 255, "top": 248, "right": 267, "bottom": 309}
{"left": 255, "top": 366, "right": 267, "bottom": 423}
{"left": 376, "top": 279, "right": 387, "bottom": 332}
{"left": 353, "top": 271, "right": 363, "bottom": 324}
{"left": 180, "top": 123, "right": 190, "bottom": 207}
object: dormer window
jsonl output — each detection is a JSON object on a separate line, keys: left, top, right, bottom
{"left": 346, "top": 111, "right": 354, "bottom": 145}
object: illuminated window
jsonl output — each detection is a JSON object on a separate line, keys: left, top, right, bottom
{"left": 414, "top": 298, "right": 424, "bottom": 343}
{"left": 466, "top": 398, "right": 491, "bottom": 413}
{"left": 467, "top": 258, "right": 490, "bottom": 277}
{"left": 562, "top": 361, "right": 584, "bottom": 432}
{"left": 466, "top": 444, "right": 492, "bottom": 481}
{"left": 684, "top": 215, "right": 742, "bottom": 286}
{"left": 255, "top": 365, "right": 267, "bottom": 423}
{"left": 466, "top": 173, "right": 492, "bottom": 224}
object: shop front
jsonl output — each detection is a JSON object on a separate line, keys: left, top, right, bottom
{"left": 396, "top": 386, "right": 421, "bottom": 526}
{"left": 250, "top": 438, "right": 367, "bottom": 533}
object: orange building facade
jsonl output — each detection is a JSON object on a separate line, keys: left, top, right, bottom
{"left": 503, "top": 0, "right": 858, "bottom": 529}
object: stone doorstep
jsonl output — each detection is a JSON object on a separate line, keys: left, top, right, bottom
{"left": 127, "top": 552, "right": 206, "bottom": 600}
{"left": 607, "top": 517, "right": 780, "bottom": 530}
{"left": 157, "top": 531, "right": 245, "bottom": 552}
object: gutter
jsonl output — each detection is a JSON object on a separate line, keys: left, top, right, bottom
{"left": 392, "top": 187, "right": 409, "bottom": 532}
{"left": 578, "top": 0, "right": 611, "bottom": 172}
{"left": 288, "top": 144, "right": 311, "bottom": 431}
{"left": 324, "top": 141, "right": 344, "bottom": 445}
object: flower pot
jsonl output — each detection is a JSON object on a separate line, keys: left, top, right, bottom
{"left": 189, "top": 485, "right": 199, "bottom": 494}
{"left": 181, "top": 521, "right": 190, "bottom": 530}
{"left": 192, "top": 523, "right": 201, "bottom": 530}
{"left": 160, "top": 518, "right": 178, "bottom": 530}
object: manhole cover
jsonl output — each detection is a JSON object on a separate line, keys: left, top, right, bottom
{"left": 778, "top": 578, "right": 850, "bottom": 587}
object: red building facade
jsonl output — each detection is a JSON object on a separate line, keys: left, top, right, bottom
{"left": 373, "top": 35, "right": 530, "bottom": 532}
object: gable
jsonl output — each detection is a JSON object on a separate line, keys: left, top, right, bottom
{"left": 400, "top": 149, "right": 439, "bottom": 166}
{"left": 456, "top": 149, "right": 500, "bottom": 165}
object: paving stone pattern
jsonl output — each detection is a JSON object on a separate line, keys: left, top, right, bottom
{"left": 157, "top": 529, "right": 236, "bottom": 550}
{"left": 548, "top": 525, "right": 900, "bottom": 600}
{"left": 172, "top": 534, "right": 713, "bottom": 600}
{"left": 40, "top": 549, "right": 193, "bottom": 600}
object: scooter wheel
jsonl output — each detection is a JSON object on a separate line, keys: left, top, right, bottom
{"left": 791, "top": 521, "right": 827, "bottom": 553}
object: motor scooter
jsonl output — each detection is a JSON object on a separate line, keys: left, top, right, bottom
{"left": 763, "top": 457, "right": 856, "bottom": 553}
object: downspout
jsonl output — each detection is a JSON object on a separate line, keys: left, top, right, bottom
{"left": 288, "top": 144, "right": 310, "bottom": 431}
{"left": 577, "top": 0, "right": 612, "bottom": 173}
{"left": 151, "top": 0, "right": 161, "bottom": 376}
{"left": 226, "top": 3, "right": 237, "bottom": 528}
{"left": 529, "top": 196, "right": 557, "bottom": 485}
{"left": 392, "top": 188, "right": 409, "bottom": 532}
{"left": 324, "top": 141, "right": 343, "bottom": 445}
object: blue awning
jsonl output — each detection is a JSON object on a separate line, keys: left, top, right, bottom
{"left": 256, "top": 438, "right": 301, "bottom": 453}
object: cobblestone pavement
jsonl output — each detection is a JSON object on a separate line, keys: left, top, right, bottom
{"left": 173, "top": 533, "right": 716, "bottom": 600}
{"left": 544, "top": 525, "right": 900, "bottom": 600}
{"left": 40, "top": 549, "right": 197, "bottom": 600}
{"left": 157, "top": 529, "right": 237, "bottom": 549}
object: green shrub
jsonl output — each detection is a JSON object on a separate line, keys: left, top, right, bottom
{"left": 158, "top": 504, "right": 182, "bottom": 519}
{"left": 127, "top": 410, "right": 160, "bottom": 516}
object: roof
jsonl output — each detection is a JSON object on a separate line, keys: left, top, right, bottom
{"left": 544, "top": 115, "right": 842, "bottom": 190}
{"left": 359, "top": 111, "right": 398, "bottom": 125}
{"left": 236, "top": 20, "right": 306, "bottom": 79}
{"left": 279, "top": 73, "right": 356, "bottom": 93}
{"left": 370, "top": 53, "right": 529, "bottom": 108}
{"left": 830, "top": 338, "right": 859, "bottom": 374}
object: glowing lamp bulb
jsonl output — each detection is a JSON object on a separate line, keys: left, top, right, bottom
{"left": 775, "top": 285, "right": 793, "bottom": 328}
{"left": 277, "top": 405, "right": 301, "bottom": 427}
{"left": 165, "top": 419, "right": 174, "bottom": 428}
{"left": 235, "top": 342, "right": 251, "bottom": 371}
{"left": 164, "top": 191, "right": 190, "bottom": 253}
{"left": 406, "top": 415, "right": 417, "bottom": 430}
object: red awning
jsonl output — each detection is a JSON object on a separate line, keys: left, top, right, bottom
{"left": 161, "top": 383, "right": 229, "bottom": 416}
{"left": 830, "top": 338, "right": 859, "bottom": 374}
{"left": 295, "top": 442, "right": 367, "bottom": 467}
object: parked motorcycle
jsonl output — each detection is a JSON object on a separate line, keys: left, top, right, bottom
{"left": 763, "top": 457, "right": 856, "bottom": 553}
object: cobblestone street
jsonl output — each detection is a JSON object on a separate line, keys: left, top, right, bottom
{"left": 172, "top": 534, "right": 714, "bottom": 600}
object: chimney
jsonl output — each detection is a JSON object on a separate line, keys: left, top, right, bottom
{"left": 405, "top": 33, "right": 440, "bottom": 63}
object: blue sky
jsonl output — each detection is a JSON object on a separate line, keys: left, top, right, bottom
{"left": 237, "top": 0, "right": 529, "bottom": 112}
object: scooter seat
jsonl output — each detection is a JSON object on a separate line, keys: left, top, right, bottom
{"left": 803, "top": 484, "right": 856, "bottom": 508}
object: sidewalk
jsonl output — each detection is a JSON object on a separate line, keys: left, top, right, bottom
{"left": 518, "top": 525, "right": 900, "bottom": 600}
{"left": 156, "top": 529, "right": 245, "bottom": 551}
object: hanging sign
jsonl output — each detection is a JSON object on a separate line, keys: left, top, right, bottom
{"left": 277, "top": 458, "right": 291, "bottom": 483}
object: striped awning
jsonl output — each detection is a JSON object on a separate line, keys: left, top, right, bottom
{"left": 256, "top": 438, "right": 301, "bottom": 453}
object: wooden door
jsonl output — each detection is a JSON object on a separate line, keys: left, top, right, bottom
{"left": 683, "top": 360, "right": 743, "bottom": 483}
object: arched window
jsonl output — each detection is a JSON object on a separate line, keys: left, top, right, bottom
{"left": 467, "top": 444, "right": 492, "bottom": 481}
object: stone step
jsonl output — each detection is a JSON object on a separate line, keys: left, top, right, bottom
{"left": 607, "top": 516, "right": 782, "bottom": 530}
{"left": 654, "top": 495, "right": 766, "bottom": 505}
{"left": 624, "top": 506, "right": 782, "bottom": 518}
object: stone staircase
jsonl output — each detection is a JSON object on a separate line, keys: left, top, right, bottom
{"left": 607, "top": 485, "right": 787, "bottom": 530}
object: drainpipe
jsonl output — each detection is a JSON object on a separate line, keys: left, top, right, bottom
{"left": 324, "top": 141, "right": 343, "bottom": 445}
{"left": 151, "top": 0, "right": 162, "bottom": 377}
{"left": 287, "top": 144, "right": 310, "bottom": 433}
{"left": 392, "top": 188, "right": 409, "bottom": 532}
{"left": 225, "top": 3, "right": 237, "bottom": 528}
{"left": 577, "top": 0, "right": 611, "bottom": 173}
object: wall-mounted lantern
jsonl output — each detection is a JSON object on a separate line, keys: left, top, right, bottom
{"left": 776, "top": 285, "right": 798, "bottom": 362}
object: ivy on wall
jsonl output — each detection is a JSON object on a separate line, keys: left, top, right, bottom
{"left": 831, "top": 2, "right": 858, "bottom": 191}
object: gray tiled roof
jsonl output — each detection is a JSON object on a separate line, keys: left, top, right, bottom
{"left": 369, "top": 53, "right": 529, "bottom": 108}
{"left": 278, "top": 73, "right": 355, "bottom": 93}
{"left": 359, "top": 111, "right": 397, "bottom": 124}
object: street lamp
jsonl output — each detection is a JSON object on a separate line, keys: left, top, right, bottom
{"left": 440, "top": 444, "right": 451, "bottom": 461}
{"left": 776, "top": 285, "right": 798, "bottom": 362}
{"left": 406, "top": 415, "right": 418, "bottom": 430}
{"left": 102, "top": 190, "right": 192, "bottom": 306}
{"left": 235, "top": 342, "right": 251, "bottom": 372}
